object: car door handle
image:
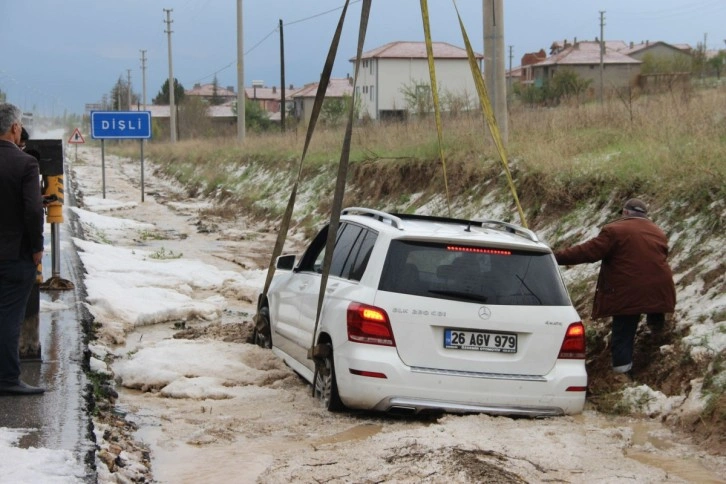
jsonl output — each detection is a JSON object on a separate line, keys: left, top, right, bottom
{"left": 298, "top": 281, "right": 311, "bottom": 290}
{"left": 326, "top": 283, "right": 339, "bottom": 294}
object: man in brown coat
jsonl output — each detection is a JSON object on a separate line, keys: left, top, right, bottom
{"left": 554, "top": 198, "right": 676, "bottom": 377}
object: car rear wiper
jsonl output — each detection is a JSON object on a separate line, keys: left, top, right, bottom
{"left": 427, "top": 289, "right": 489, "bottom": 303}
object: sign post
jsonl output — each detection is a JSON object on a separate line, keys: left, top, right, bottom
{"left": 67, "top": 127, "right": 85, "bottom": 163}
{"left": 90, "top": 111, "right": 152, "bottom": 200}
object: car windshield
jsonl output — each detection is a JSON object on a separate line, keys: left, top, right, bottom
{"left": 378, "top": 240, "right": 570, "bottom": 306}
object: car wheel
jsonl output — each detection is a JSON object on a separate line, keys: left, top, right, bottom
{"left": 314, "top": 345, "right": 344, "bottom": 412}
{"left": 253, "top": 307, "right": 272, "bottom": 349}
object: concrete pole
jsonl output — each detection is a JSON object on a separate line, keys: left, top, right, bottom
{"left": 237, "top": 0, "right": 246, "bottom": 142}
{"left": 140, "top": 49, "right": 147, "bottom": 110}
{"left": 126, "top": 69, "right": 132, "bottom": 110}
{"left": 164, "top": 8, "right": 177, "bottom": 143}
{"left": 483, "top": 0, "right": 508, "bottom": 144}
{"left": 599, "top": 11, "right": 605, "bottom": 105}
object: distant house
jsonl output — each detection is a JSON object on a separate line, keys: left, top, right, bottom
{"left": 186, "top": 83, "right": 237, "bottom": 104}
{"left": 616, "top": 41, "right": 693, "bottom": 89}
{"left": 292, "top": 78, "right": 353, "bottom": 125}
{"left": 243, "top": 85, "right": 297, "bottom": 114}
{"left": 515, "top": 49, "right": 547, "bottom": 86}
{"left": 531, "top": 41, "right": 641, "bottom": 92}
{"left": 617, "top": 40, "right": 692, "bottom": 61}
{"left": 350, "top": 41, "right": 483, "bottom": 120}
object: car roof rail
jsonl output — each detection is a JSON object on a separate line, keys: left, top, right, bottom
{"left": 341, "top": 207, "right": 403, "bottom": 229}
{"left": 391, "top": 212, "right": 538, "bottom": 242}
{"left": 474, "top": 219, "right": 539, "bottom": 242}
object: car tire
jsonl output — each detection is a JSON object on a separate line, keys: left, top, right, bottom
{"left": 314, "top": 345, "right": 344, "bottom": 412}
{"left": 253, "top": 307, "right": 272, "bottom": 349}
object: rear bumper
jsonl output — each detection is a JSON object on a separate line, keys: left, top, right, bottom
{"left": 335, "top": 343, "right": 586, "bottom": 416}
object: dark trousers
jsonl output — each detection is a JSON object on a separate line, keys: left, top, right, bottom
{"left": 0, "top": 259, "right": 37, "bottom": 385}
{"left": 611, "top": 313, "right": 665, "bottom": 373}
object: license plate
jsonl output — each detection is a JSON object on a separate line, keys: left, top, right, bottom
{"left": 444, "top": 328, "right": 518, "bottom": 353}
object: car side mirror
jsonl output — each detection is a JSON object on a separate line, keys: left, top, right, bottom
{"left": 276, "top": 254, "right": 296, "bottom": 271}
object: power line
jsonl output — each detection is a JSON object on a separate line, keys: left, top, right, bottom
{"left": 192, "top": 1, "right": 360, "bottom": 85}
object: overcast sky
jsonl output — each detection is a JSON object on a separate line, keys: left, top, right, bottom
{"left": 3, "top": 0, "right": 724, "bottom": 116}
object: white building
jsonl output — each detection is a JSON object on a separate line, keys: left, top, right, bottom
{"left": 351, "top": 41, "right": 483, "bottom": 120}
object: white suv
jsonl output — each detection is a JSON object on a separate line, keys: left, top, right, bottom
{"left": 254, "top": 208, "right": 586, "bottom": 416}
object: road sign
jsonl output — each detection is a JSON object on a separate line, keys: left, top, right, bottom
{"left": 68, "top": 128, "right": 85, "bottom": 144}
{"left": 90, "top": 111, "right": 152, "bottom": 140}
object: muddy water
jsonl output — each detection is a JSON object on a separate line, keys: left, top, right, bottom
{"left": 627, "top": 422, "right": 724, "bottom": 483}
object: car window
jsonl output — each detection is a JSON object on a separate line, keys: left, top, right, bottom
{"left": 297, "top": 225, "right": 329, "bottom": 273}
{"left": 379, "top": 240, "right": 570, "bottom": 306}
{"left": 347, "top": 230, "right": 376, "bottom": 281}
{"left": 330, "top": 224, "right": 363, "bottom": 277}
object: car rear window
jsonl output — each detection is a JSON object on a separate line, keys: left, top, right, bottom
{"left": 378, "top": 240, "right": 570, "bottom": 306}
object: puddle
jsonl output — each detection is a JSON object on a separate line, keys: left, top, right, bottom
{"left": 626, "top": 451, "right": 724, "bottom": 483}
{"left": 626, "top": 421, "right": 723, "bottom": 483}
{"left": 309, "top": 423, "right": 383, "bottom": 446}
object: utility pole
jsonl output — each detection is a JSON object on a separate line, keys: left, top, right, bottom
{"left": 599, "top": 11, "right": 605, "bottom": 105}
{"left": 483, "top": 0, "right": 508, "bottom": 144}
{"left": 236, "top": 0, "right": 245, "bottom": 142}
{"left": 140, "top": 49, "right": 148, "bottom": 110}
{"left": 126, "top": 69, "right": 132, "bottom": 110}
{"left": 280, "top": 18, "right": 286, "bottom": 132}
{"left": 164, "top": 8, "right": 177, "bottom": 143}
{"left": 507, "top": 45, "right": 513, "bottom": 94}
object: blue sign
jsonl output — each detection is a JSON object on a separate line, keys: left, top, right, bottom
{"left": 91, "top": 111, "right": 152, "bottom": 139}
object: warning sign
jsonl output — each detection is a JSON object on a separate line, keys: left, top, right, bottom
{"left": 68, "top": 128, "right": 85, "bottom": 144}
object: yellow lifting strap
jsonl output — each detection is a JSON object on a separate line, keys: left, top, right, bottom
{"left": 420, "top": 0, "right": 452, "bottom": 217}
{"left": 453, "top": 1, "right": 528, "bottom": 228}
{"left": 260, "top": 0, "right": 354, "bottom": 300}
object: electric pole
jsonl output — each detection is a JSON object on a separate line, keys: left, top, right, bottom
{"left": 599, "top": 11, "right": 605, "bottom": 105}
{"left": 140, "top": 49, "right": 147, "bottom": 110}
{"left": 508, "top": 45, "right": 513, "bottom": 93}
{"left": 483, "top": 0, "right": 508, "bottom": 144}
{"left": 126, "top": 69, "right": 132, "bottom": 110}
{"left": 164, "top": 8, "right": 177, "bottom": 143}
{"left": 237, "top": 0, "right": 245, "bottom": 142}
{"left": 280, "top": 18, "right": 286, "bottom": 132}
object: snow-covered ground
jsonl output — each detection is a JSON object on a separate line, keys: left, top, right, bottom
{"left": 3, "top": 145, "right": 725, "bottom": 483}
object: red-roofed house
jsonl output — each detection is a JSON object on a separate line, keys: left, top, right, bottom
{"left": 350, "top": 41, "right": 483, "bottom": 120}
{"left": 531, "top": 41, "right": 641, "bottom": 92}
{"left": 292, "top": 78, "right": 353, "bottom": 125}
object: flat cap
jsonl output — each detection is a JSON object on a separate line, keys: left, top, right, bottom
{"left": 624, "top": 198, "right": 648, "bottom": 214}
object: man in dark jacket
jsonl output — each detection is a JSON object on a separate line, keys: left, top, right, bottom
{"left": 0, "top": 103, "right": 45, "bottom": 395}
{"left": 554, "top": 198, "right": 676, "bottom": 377}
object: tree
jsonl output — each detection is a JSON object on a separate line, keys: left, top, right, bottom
{"left": 400, "top": 80, "right": 434, "bottom": 117}
{"left": 209, "top": 75, "right": 224, "bottom": 106}
{"left": 707, "top": 51, "right": 725, "bottom": 80}
{"left": 109, "top": 76, "right": 137, "bottom": 110}
{"left": 0, "top": 87, "right": 6, "bottom": 103}
{"left": 153, "top": 78, "right": 185, "bottom": 105}
{"left": 320, "top": 94, "right": 359, "bottom": 127}
{"left": 232, "top": 99, "right": 271, "bottom": 132}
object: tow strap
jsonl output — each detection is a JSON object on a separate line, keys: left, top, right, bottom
{"left": 420, "top": 0, "right": 452, "bottom": 217}
{"left": 259, "top": 0, "right": 355, "bottom": 301}
{"left": 309, "top": 0, "right": 371, "bottom": 356}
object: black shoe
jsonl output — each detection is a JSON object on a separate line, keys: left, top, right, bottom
{"left": 0, "top": 381, "right": 46, "bottom": 396}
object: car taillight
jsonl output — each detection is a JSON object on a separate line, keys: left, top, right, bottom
{"left": 347, "top": 302, "right": 395, "bottom": 347}
{"left": 558, "top": 322, "right": 586, "bottom": 359}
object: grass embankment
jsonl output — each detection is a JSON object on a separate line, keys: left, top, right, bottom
{"left": 115, "top": 86, "right": 725, "bottom": 232}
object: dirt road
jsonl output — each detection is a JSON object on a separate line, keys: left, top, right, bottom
{"left": 70, "top": 147, "right": 725, "bottom": 483}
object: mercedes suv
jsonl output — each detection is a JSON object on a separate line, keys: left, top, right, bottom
{"left": 254, "top": 207, "right": 586, "bottom": 416}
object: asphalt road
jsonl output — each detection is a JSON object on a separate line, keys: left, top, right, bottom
{"left": 0, "top": 200, "right": 95, "bottom": 480}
